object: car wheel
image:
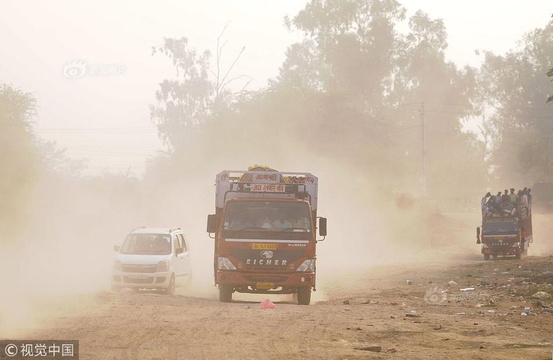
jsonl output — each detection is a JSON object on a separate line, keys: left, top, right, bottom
{"left": 111, "top": 284, "right": 121, "bottom": 293}
{"left": 164, "top": 274, "right": 175, "bottom": 295}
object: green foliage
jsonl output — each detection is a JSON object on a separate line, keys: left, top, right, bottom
{"left": 150, "top": 37, "right": 216, "bottom": 152}
{"left": 277, "top": 1, "right": 484, "bottom": 197}
{"left": 0, "top": 84, "right": 39, "bottom": 241}
{"left": 149, "top": 0, "right": 489, "bottom": 198}
{"left": 478, "top": 20, "right": 553, "bottom": 183}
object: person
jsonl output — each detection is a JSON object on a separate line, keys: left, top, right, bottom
{"left": 519, "top": 189, "right": 528, "bottom": 207}
{"left": 259, "top": 214, "right": 274, "bottom": 229}
{"left": 272, "top": 211, "right": 292, "bottom": 229}
{"left": 153, "top": 235, "right": 170, "bottom": 253}
{"left": 494, "top": 191, "right": 503, "bottom": 203}
{"left": 488, "top": 191, "right": 503, "bottom": 216}
{"left": 230, "top": 210, "right": 253, "bottom": 229}
{"left": 509, "top": 188, "right": 518, "bottom": 205}
{"left": 481, "top": 192, "right": 491, "bottom": 218}
{"left": 501, "top": 195, "right": 515, "bottom": 216}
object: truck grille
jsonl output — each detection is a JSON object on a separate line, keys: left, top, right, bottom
{"left": 244, "top": 276, "right": 288, "bottom": 282}
{"left": 490, "top": 241, "right": 512, "bottom": 247}
{"left": 122, "top": 264, "right": 157, "bottom": 273}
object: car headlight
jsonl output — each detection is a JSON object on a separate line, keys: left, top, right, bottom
{"left": 218, "top": 257, "right": 237, "bottom": 270}
{"left": 113, "top": 260, "right": 122, "bottom": 272}
{"left": 156, "top": 260, "right": 169, "bottom": 272}
{"left": 296, "top": 259, "right": 315, "bottom": 272}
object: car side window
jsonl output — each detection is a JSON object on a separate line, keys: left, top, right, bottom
{"left": 178, "top": 234, "right": 187, "bottom": 252}
{"left": 173, "top": 235, "right": 181, "bottom": 253}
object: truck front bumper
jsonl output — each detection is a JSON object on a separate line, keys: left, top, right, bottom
{"left": 217, "top": 271, "right": 315, "bottom": 293}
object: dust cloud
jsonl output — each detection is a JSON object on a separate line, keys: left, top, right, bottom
{"left": 3, "top": 126, "right": 552, "bottom": 338}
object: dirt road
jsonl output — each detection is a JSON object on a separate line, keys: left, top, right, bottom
{"left": 4, "top": 213, "right": 553, "bottom": 360}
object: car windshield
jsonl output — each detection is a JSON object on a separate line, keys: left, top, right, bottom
{"left": 119, "top": 233, "right": 171, "bottom": 255}
{"left": 223, "top": 201, "right": 312, "bottom": 238}
{"left": 483, "top": 220, "right": 518, "bottom": 234}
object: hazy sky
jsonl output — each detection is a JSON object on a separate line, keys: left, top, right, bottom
{"left": 1, "top": 1, "right": 551, "bottom": 176}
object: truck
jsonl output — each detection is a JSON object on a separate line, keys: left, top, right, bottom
{"left": 476, "top": 201, "right": 532, "bottom": 260}
{"left": 206, "top": 167, "right": 327, "bottom": 305}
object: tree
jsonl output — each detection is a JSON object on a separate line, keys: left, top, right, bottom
{"left": 478, "top": 19, "right": 553, "bottom": 183}
{"left": 150, "top": 29, "right": 248, "bottom": 157}
{"left": 0, "top": 84, "right": 39, "bottom": 241}
{"left": 150, "top": 37, "right": 215, "bottom": 153}
{"left": 547, "top": 68, "right": 553, "bottom": 102}
{"left": 277, "top": 1, "right": 485, "bottom": 198}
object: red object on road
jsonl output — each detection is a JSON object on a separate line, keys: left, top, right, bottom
{"left": 260, "top": 299, "right": 276, "bottom": 309}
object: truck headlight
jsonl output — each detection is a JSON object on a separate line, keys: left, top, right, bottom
{"left": 218, "top": 257, "right": 237, "bottom": 270}
{"left": 113, "top": 260, "right": 122, "bottom": 272}
{"left": 512, "top": 242, "right": 520, "bottom": 248}
{"left": 156, "top": 260, "right": 169, "bottom": 272}
{"left": 482, "top": 244, "right": 489, "bottom": 249}
{"left": 296, "top": 259, "right": 315, "bottom": 272}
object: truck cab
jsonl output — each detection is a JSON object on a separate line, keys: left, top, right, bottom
{"left": 477, "top": 211, "right": 532, "bottom": 260}
{"left": 207, "top": 169, "right": 327, "bottom": 305}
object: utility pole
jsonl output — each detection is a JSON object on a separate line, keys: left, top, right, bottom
{"left": 419, "top": 102, "right": 427, "bottom": 198}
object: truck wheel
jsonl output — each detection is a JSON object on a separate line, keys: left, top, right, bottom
{"left": 219, "top": 285, "right": 233, "bottom": 303}
{"left": 111, "top": 284, "right": 121, "bottom": 293}
{"left": 297, "top": 287, "right": 311, "bottom": 305}
{"left": 515, "top": 251, "right": 521, "bottom": 259}
{"left": 164, "top": 274, "right": 175, "bottom": 295}
{"left": 484, "top": 254, "right": 490, "bottom": 261}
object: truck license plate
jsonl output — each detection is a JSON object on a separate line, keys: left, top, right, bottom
{"left": 256, "top": 282, "right": 274, "bottom": 290}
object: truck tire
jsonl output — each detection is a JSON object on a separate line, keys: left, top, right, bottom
{"left": 219, "top": 285, "right": 233, "bottom": 302}
{"left": 297, "top": 287, "right": 311, "bottom": 305}
{"left": 515, "top": 251, "right": 521, "bottom": 259}
{"left": 484, "top": 254, "right": 490, "bottom": 261}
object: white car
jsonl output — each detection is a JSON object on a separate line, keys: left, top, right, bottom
{"left": 111, "top": 227, "right": 192, "bottom": 295}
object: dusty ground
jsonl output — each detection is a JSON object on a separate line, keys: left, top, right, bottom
{"left": 4, "top": 213, "right": 553, "bottom": 360}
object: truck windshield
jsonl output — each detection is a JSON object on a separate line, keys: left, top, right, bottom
{"left": 483, "top": 220, "right": 518, "bottom": 234}
{"left": 223, "top": 201, "right": 312, "bottom": 238}
{"left": 119, "top": 234, "right": 172, "bottom": 255}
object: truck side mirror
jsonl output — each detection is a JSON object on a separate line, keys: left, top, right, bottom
{"left": 319, "top": 217, "right": 327, "bottom": 237}
{"left": 476, "top": 227, "right": 481, "bottom": 244}
{"left": 207, "top": 214, "right": 216, "bottom": 233}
